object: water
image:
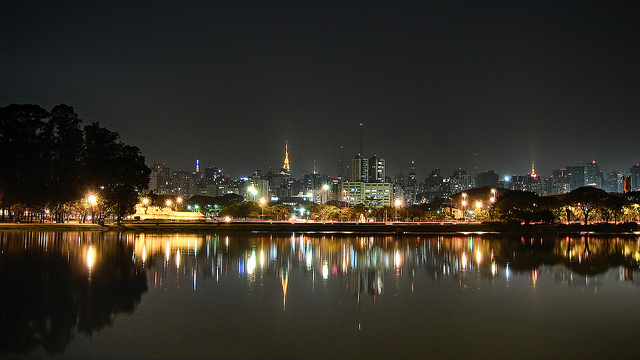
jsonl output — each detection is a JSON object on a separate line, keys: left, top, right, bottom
{"left": 2, "top": 231, "right": 640, "bottom": 359}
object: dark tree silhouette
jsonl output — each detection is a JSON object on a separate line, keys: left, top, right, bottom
{"left": 0, "top": 104, "right": 50, "bottom": 217}
{"left": 45, "top": 105, "right": 84, "bottom": 222}
{"left": 0, "top": 104, "right": 150, "bottom": 223}
{"left": 81, "top": 122, "right": 150, "bottom": 223}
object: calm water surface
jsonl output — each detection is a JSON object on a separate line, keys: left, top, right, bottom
{"left": 2, "top": 231, "right": 640, "bottom": 359}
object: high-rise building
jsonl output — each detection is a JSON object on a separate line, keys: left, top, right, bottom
{"left": 606, "top": 171, "right": 624, "bottom": 193}
{"left": 548, "top": 168, "right": 571, "bottom": 194}
{"left": 368, "top": 155, "right": 386, "bottom": 183}
{"left": 351, "top": 155, "right": 368, "bottom": 182}
{"left": 475, "top": 170, "right": 499, "bottom": 188}
{"left": 150, "top": 163, "right": 171, "bottom": 195}
{"left": 630, "top": 164, "right": 640, "bottom": 191}
{"left": 584, "top": 161, "right": 603, "bottom": 188}
{"left": 568, "top": 165, "right": 585, "bottom": 190}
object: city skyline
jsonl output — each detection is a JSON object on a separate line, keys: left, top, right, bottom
{"left": 2, "top": 2, "right": 639, "bottom": 179}
{"left": 155, "top": 145, "right": 638, "bottom": 184}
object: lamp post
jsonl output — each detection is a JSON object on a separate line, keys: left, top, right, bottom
{"left": 260, "top": 197, "right": 266, "bottom": 220}
{"left": 87, "top": 194, "right": 97, "bottom": 223}
{"left": 142, "top": 198, "right": 149, "bottom": 214}
{"left": 394, "top": 198, "right": 402, "bottom": 222}
{"left": 475, "top": 201, "right": 483, "bottom": 221}
{"left": 461, "top": 193, "right": 467, "bottom": 222}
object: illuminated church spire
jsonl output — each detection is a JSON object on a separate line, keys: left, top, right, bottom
{"left": 282, "top": 141, "right": 291, "bottom": 173}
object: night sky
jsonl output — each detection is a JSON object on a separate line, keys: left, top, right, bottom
{"left": 2, "top": 1, "right": 639, "bottom": 180}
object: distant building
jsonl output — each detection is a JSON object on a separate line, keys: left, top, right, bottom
{"left": 606, "top": 171, "right": 625, "bottom": 193}
{"left": 475, "top": 170, "right": 499, "bottom": 188}
{"left": 351, "top": 155, "right": 369, "bottom": 182}
{"left": 548, "top": 168, "right": 571, "bottom": 194}
{"left": 568, "top": 161, "right": 603, "bottom": 190}
{"left": 149, "top": 163, "right": 172, "bottom": 195}
{"left": 171, "top": 170, "right": 196, "bottom": 199}
{"left": 630, "top": 164, "right": 640, "bottom": 191}
{"left": 341, "top": 181, "right": 392, "bottom": 208}
{"left": 368, "top": 155, "right": 386, "bottom": 183}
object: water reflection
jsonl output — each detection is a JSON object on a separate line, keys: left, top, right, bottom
{"left": 0, "top": 231, "right": 147, "bottom": 356}
{"left": 128, "top": 232, "right": 640, "bottom": 298}
{"left": 3, "top": 231, "right": 640, "bottom": 357}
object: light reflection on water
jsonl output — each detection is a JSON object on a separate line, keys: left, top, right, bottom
{"left": 2, "top": 231, "right": 640, "bottom": 358}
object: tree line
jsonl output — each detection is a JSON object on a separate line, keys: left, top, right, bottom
{"left": 0, "top": 104, "right": 150, "bottom": 223}
{"left": 183, "top": 186, "right": 640, "bottom": 225}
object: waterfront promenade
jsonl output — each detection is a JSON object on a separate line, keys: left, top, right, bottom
{"left": 0, "top": 220, "right": 638, "bottom": 235}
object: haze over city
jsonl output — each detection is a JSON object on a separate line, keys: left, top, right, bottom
{"left": 2, "top": 1, "right": 639, "bottom": 179}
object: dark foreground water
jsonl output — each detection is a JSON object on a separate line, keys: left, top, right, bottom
{"left": 2, "top": 231, "right": 640, "bottom": 359}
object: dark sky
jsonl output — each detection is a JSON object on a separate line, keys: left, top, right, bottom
{"left": 2, "top": 1, "right": 639, "bottom": 179}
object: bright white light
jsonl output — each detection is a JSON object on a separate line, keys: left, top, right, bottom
{"left": 394, "top": 249, "right": 402, "bottom": 268}
{"left": 247, "top": 250, "right": 256, "bottom": 275}
{"left": 87, "top": 245, "right": 95, "bottom": 270}
{"left": 322, "top": 261, "right": 329, "bottom": 279}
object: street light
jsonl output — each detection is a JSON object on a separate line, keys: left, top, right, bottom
{"left": 142, "top": 198, "right": 149, "bottom": 214}
{"left": 461, "top": 193, "right": 467, "bottom": 222}
{"left": 260, "top": 197, "right": 266, "bottom": 220}
{"left": 87, "top": 194, "right": 98, "bottom": 223}
{"left": 490, "top": 188, "right": 496, "bottom": 204}
{"left": 475, "top": 200, "right": 483, "bottom": 221}
{"left": 394, "top": 198, "right": 402, "bottom": 222}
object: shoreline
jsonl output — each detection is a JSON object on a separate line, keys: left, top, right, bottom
{"left": 0, "top": 221, "right": 638, "bottom": 236}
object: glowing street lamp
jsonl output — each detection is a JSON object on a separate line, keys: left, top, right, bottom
{"left": 394, "top": 198, "right": 402, "bottom": 222}
{"left": 141, "top": 198, "right": 149, "bottom": 214}
{"left": 490, "top": 188, "right": 496, "bottom": 204}
{"left": 260, "top": 197, "right": 266, "bottom": 219}
{"left": 87, "top": 194, "right": 98, "bottom": 223}
{"left": 475, "top": 200, "right": 483, "bottom": 221}
{"left": 165, "top": 199, "right": 172, "bottom": 207}
{"left": 461, "top": 193, "right": 467, "bottom": 221}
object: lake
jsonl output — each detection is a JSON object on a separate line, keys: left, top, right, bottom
{"left": 2, "top": 230, "right": 640, "bottom": 359}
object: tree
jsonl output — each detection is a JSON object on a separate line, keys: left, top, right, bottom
{"left": 271, "top": 204, "right": 292, "bottom": 220}
{"left": 0, "top": 104, "right": 50, "bottom": 216}
{"left": 598, "top": 193, "right": 629, "bottom": 224}
{"left": 44, "top": 105, "right": 84, "bottom": 222}
{"left": 80, "top": 123, "right": 150, "bottom": 223}
{"left": 0, "top": 104, "right": 150, "bottom": 223}
{"left": 565, "top": 187, "right": 608, "bottom": 225}
{"left": 492, "top": 190, "right": 552, "bottom": 225}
